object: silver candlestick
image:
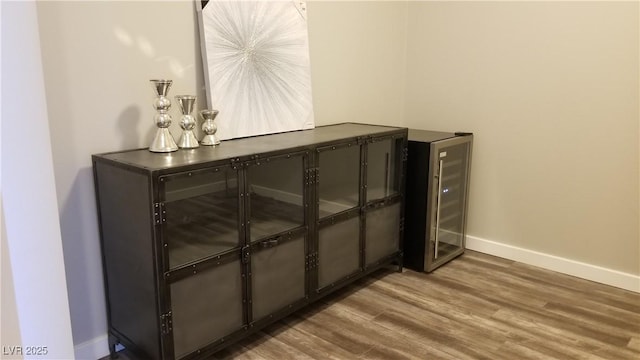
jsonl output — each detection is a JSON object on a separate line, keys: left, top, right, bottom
{"left": 149, "top": 79, "right": 178, "bottom": 153}
{"left": 200, "top": 109, "right": 220, "bottom": 146}
{"left": 175, "top": 95, "right": 199, "bottom": 149}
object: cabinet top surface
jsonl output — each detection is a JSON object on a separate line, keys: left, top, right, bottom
{"left": 408, "top": 129, "right": 457, "bottom": 143}
{"left": 93, "top": 123, "right": 406, "bottom": 172}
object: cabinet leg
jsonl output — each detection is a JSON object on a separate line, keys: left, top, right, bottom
{"left": 108, "top": 334, "right": 120, "bottom": 359}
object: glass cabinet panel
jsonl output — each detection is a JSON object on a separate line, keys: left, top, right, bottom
{"left": 247, "top": 155, "right": 305, "bottom": 242}
{"left": 170, "top": 260, "right": 243, "bottom": 359}
{"left": 163, "top": 168, "right": 239, "bottom": 269}
{"left": 318, "top": 145, "right": 360, "bottom": 218}
{"left": 367, "top": 138, "right": 402, "bottom": 202}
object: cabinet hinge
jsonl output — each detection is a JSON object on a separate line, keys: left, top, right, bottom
{"left": 399, "top": 217, "right": 405, "bottom": 232}
{"left": 230, "top": 157, "right": 246, "bottom": 169}
{"left": 304, "top": 168, "right": 311, "bottom": 186}
{"left": 153, "top": 203, "right": 166, "bottom": 225}
{"left": 160, "top": 311, "right": 172, "bottom": 335}
{"left": 357, "top": 135, "right": 371, "bottom": 145}
{"left": 305, "top": 168, "right": 319, "bottom": 186}
{"left": 305, "top": 252, "right": 319, "bottom": 271}
{"left": 241, "top": 245, "right": 251, "bottom": 264}
{"left": 402, "top": 147, "right": 408, "bottom": 162}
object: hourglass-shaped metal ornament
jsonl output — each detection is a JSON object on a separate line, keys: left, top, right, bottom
{"left": 175, "top": 95, "right": 199, "bottom": 149}
{"left": 200, "top": 109, "right": 220, "bottom": 146}
{"left": 149, "top": 79, "right": 178, "bottom": 152}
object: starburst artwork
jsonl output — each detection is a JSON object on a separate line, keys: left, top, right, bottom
{"left": 198, "top": 0, "right": 315, "bottom": 140}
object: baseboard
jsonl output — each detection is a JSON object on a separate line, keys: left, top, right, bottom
{"left": 466, "top": 235, "right": 640, "bottom": 293}
{"left": 74, "top": 335, "right": 123, "bottom": 360}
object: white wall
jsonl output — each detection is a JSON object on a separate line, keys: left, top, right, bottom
{"left": 1, "top": 1, "right": 75, "bottom": 358}
{"left": 307, "top": 1, "right": 408, "bottom": 126}
{"left": 404, "top": 2, "right": 639, "bottom": 278}
{"left": 35, "top": 1, "right": 408, "bottom": 357}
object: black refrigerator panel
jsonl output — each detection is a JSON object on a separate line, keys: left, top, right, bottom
{"left": 404, "top": 129, "right": 472, "bottom": 272}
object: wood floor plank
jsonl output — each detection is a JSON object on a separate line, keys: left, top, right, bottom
{"left": 365, "top": 278, "right": 521, "bottom": 347}
{"left": 103, "top": 251, "right": 640, "bottom": 360}
{"left": 591, "top": 343, "right": 640, "bottom": 360}
{"left": 627, "top": 337, "right": 640, "bottom": 352}
{"left": 373, "top": 309, "right": 495, "bottom": 360}
{"left": 385, "top": 270, "right": 503, "bottom": 317}
{"left": 293, "top": 301, "right": 431, "bottom": 360}
{"left": 245, "top": 333, "right": 314, "bottom": 360}
{"left": 280, "top": 310, "right": 373, "bottom": 356}
{"left": 259, "top": 323, "right": 357, "bottom": 360}
{"left": 436, "top": 261, "right": 559, "bottom": 308}
{"left": 496, "top": 340, "right": 609, "bottom": 360}
{"left": 318, "top": 287, "right": 385, "bottom": 321}
{"left": 543, "top": 301, "right": 640, "bottom": 335}
{"left": 516, "top": 339, "right": 610, "bottom": 360}
{"left": 509, "top": 262, "right": 640, "bottom": 313}
{"left": 491, "top": 307, "right": 629, "bottom": 350}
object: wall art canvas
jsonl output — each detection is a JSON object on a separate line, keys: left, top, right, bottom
{"left": 198, "top": 0, "right": 315, "bottom": 140}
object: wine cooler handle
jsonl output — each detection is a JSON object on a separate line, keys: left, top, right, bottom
{"left": 434, "top": 159, "right": 444, "bottom": 259}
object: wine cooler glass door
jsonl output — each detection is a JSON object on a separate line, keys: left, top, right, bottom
{"left": 427, "top": 137, "right": 471, "bottom": 270}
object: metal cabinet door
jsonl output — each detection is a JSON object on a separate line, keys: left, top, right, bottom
{"left": 245, "top": 152, "right": 309, "bottom": 323}
{"left": 169, "top": 259, "right": 244, "bottom": 359}
{"left": 250, "top": 234, "right": 307, "bottom": 322}
{"left": 316, "top": 143, "right": 363, "bottom": 291}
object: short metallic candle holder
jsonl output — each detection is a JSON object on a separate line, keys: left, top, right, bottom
{"left": 200, "top": 109, "right": 220, "bottom": 146}
{"left": 149, "top": 79, "right": 178, "bottom": 153}
{"left": 175, "top": 95, "right": 199, "bottom": 149}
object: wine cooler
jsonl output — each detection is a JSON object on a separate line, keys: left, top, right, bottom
{"left": 403, "top": 130, "right": 473, "bottom": 272}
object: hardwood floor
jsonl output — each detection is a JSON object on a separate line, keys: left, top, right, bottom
{"left": 107, "top": 251, "right": 640, "bottom": 360}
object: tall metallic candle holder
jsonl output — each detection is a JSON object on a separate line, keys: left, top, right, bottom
{"left": 200, "top": 109, "right": 220, "bottom": 146}
{"left": 175, "top": 95, "right": 199, "bottom": 149}
{"left": 149, "top": 79, "right": 178, "bottom": 153}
